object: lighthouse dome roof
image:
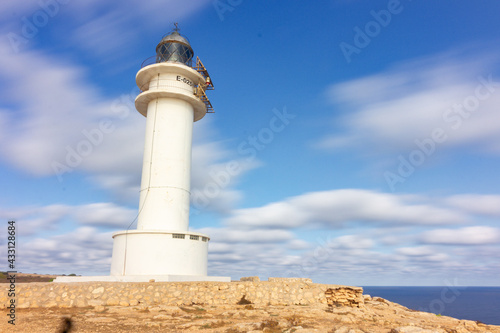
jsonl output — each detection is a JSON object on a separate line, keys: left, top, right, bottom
{"left": 157, "top": 31, "right": 191, "bottom": 46}
{"left": 155, "top": 28, "right": 194, "bottom": 66}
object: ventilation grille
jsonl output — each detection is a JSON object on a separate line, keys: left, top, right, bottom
{"left": 172, "top": 234, "right": 185, "bottom": 239}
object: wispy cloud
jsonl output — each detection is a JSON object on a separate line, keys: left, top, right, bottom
{"left": 0, "top": 38, "right": 255, "bottom": 211}
{"left": 444, "top": 194, "right": 500, "bottom": 217}
{"left": 421, "top": 226, "right": 500, "bottom": 245}
{"left": 224, "top": 189, "right": 468, "bottom": 229}
{"left": 0, "top": 204, "right": 69, "bottom": 236}
{"left": 2, "top": 191, "right": 499, "bottom": 284}
{"left": 317, "top": 52, "right": 500, "bottom": 157}
{"left": 16, "top": 227, "right": 114, "bottom": 275}
{"left": 2, "top": 0, "right": 212, "bottom": 58}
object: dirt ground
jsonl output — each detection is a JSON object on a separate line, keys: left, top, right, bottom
{"left": 1, "top": 300, "right": 499, "bottom": 333}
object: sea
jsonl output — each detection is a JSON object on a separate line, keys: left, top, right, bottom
{"left": 362, "top": 286, "right": 500, "bottom": 326}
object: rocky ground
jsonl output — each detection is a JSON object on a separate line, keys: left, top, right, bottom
{"left": 1, "top": 295, "right": 499, "bottom": 333}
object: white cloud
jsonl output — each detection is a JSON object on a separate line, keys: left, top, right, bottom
{"left": 1, "top": 0, "right": 212, "bottom": 58}
{"left": 16, "top": 227, "right": 113, "bottom": 275}
{"left": 0, "top": 1, "right": 38, "bottom": 16}
{"left": 190, "top": 121, "right": 261, "bottom": 214}
{"left": 421, "top": 226, "right": 500, "bottom": 245}
{"left": 397, "top": 246, "right": 434, "bottom": 256}
{"left": 333, "top": 235, "right": 374, "bottom": 249}
{"left": 445, "top": 194, "right": 500, "bottom": 217}
{"left": 73, "top": 11, "right": 137, "bottom": 59}
{"left": 225, "top": 189, "right": 468, "bottom": 229}
{"left": 198, "top": 227, "right": 294, "bottom": 244}
{"left": 224, "top": 201, "right": 308, "bottom": 229}
{"left": 65, "top": 0, "right": 213, "bottom": 64}
{"left": 74, "top": 203, "right": 137, "bottom": 228}
{"left": 287, "top": 239, "right": 311, "bottom": 250}
{"left": 1, "top": 199, "right": 498, "bottom": 284}
{"left": 318, "top": 53, "right": 500, "bottom": 156}
{"left": 0, "top": 202, "right": 139, "bottom": 237}
{"left": 0, "top": 37, "right": 256, "bottom": 211}
{"left": 0, "top": 204, "right": 69, "bottom": 236}
{"left": 0, "top": 0, "right": 248, "bottom": 214}
{"left": 0, "top": 40, "right": 113, "bottom": 175}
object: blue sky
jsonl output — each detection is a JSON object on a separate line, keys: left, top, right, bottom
{"left": 1, "top": 0, "right": 500, "bottom": 286}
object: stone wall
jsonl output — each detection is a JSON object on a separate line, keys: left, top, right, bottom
{"left": 1, "top": 279, "right": 363, "bottom": 309}
{"left": 325, "top": 287, "right": 363, "bottom": 308}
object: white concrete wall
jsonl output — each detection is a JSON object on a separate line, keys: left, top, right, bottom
{"left": 110, "top": 231, "right": 209, "bottom": 276}
{"left": 136, "top": 97, "right": 194, "bottom": 231}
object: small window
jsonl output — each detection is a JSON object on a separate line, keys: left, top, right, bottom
{"left": 202, "top": 237, "right": 208, "bottom": 242}
{"left": 172, "top": 234, "right": 185, "bottom": 239}
{"left": 190, "top": 235, "right": 199, "bottom": 241}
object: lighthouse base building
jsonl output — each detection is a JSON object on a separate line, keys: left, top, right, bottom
{"left": 55, "top": 27, "right": 230, "bottom": 283}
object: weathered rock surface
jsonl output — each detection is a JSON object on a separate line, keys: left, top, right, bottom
{"left": 1, "top": 279, "right": 498, "bottom": 332}
{"left": 2, "top": 298, "right": 499, "bottom": 332}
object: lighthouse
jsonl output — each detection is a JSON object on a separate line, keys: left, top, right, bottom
{"left": 107, "top": 26, "right": 229, "bottom": 282}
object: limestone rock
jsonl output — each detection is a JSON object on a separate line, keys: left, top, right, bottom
{"left": 94, "top": 305, "right": 105, "bottom": 312}
{"left": 85, "top": 317, "right": 117, "bottom": 323}
{"left": 241, "top": 276, "right": 261, "bottom": 282}
{"left": 292, "top": 328, "right": 321, "bottom": 332}
{"left": 268, "top": 277, "right": 313, "bottom": 283}
{"left": 92, "top": 287, "right": 104, "bottom": 295}
{"left": 332, "top": 328, "right": 351, "bottom": 333}
{"left": 390, "top": 327, "right": 445, "bottom": 333}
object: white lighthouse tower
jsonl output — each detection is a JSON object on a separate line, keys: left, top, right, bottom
{"left": 107, "top": 26, "right": 229, "bottom": 282}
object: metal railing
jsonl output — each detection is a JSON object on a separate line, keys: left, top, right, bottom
{"left": 138, "top": 56, "right": 214, "bottom": 113}
{"left": 140, "top": 56, "right": 193, "bottom": 69}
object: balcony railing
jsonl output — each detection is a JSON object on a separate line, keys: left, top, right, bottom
{"left": 139, "top": 56, "right": 214, "bottom": 113}
{"left": 141, "top": 56, "right": 193, "bottom": 68}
